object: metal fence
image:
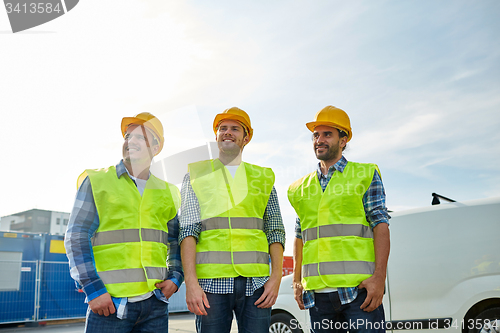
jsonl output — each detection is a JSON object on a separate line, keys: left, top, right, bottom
{"left": 38, "top": 261, "right": 88, "bottom": 321}
{"left": 0, "top": 260, "right": 39, "bottom": 324}
{"left": 0, "top": 260, "right": 188, "bottom": 324}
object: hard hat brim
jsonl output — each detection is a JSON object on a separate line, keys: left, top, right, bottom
{"left": 213, "top": 114, "right": 253, "bottom": 142}
{"left": 306, "top": 121, "right": 352, "bottom": 142}
{"left": 121, "top": 117, "right": 164, "bottom": 155}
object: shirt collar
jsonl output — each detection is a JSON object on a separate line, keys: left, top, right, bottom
{"left": 116, "top": 160, "right": 151, "bottom": 180}
{"left": 316, "top": 155, "right": 348, "bottom": 178}
{"left": 116, "top": 160, "right": 128, "bottom": 178}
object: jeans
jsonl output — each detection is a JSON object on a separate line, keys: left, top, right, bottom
{"left": 309, "top": 289, "right": 385, "bottom": 333}
{"left": 85, "top": 295, "right": 169, "bottom": 333}
{"left": 195, "top": 276, "right": 271, "bottom": 333}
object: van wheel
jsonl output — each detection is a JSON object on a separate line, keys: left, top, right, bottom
{"left": 470, "top": 307, "right": 500, "bottom": 333}
{"left": 269, "top": 312, "right": 302, "bottom": 333}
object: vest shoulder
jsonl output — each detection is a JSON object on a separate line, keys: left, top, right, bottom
{"left": 149, "top": 173, "right": 173, "bottom": 185}
{"left": 346, "top": 161, "right": 378, "bottom": 168}
{"left": 86, "top": 166, "right": 114, "bottom": 173}
{"left": 154, "top": 175, "right": 181, "bottom": 196}
{"left": 77, "top": 171, "right": 88, "bottom": 189}
{"left": 188, "top": 159, "right": 212, "bottom": 169}
{"left": 155, "top": 177, "right": 181, "bottom": 210}
{"left": 243, "top": 162, "right": 273, "bottom": 172}
{"left": 82, "top": 166, "right": 118, "bottom": 192}
{"left": 346, "top": 161, "right": 380, "bottom": 172}
{"left": 188, "top": 160, "right": 275, "bottom": 177}
{"left": 288, "top": 172, "right": 316, "bottom": 192}
{"left": 188, "top": 159, "right": 214, "bottom": 179}
{"left": 84, "top": 166, "right": 116, "bottom": 181}
{"left": 243, "top": 161, "right": 267, "bottom": 168}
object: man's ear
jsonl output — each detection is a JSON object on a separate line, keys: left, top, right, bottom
{"left": 152, "top": 144, "right": 159, "bottom": 155}
{"left": 340, "top": 136, "right": 348, "bottom": 148}
{"left": 243, "top": 135, "right": 250, "bottom": 146}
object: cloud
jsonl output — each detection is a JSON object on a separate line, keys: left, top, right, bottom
{"left": 1, "top": 0, "right": 500, "bottom": 231}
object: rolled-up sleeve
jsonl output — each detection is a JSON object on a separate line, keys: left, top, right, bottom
{"left": 179, "top": 173, "right": 202, "bottom": 244}
{"left": 166, "top": 215, "right": 184, "bottom": 288}
{"left": 363, "top": 170, "right": 391, "bottom": 229}
{"left": 263, "top": 186, "right": 286, "bottom": 249}
{"left": 295, "top": 217, "right": 302, "bottom": 239}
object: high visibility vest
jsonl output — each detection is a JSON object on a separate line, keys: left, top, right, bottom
{"left": 84, "top": 166, "right": 180, "bottom": 298}
{"left": 189, "top": 159, "right": 274, "bottom": 278}
{"left": 288, "top": 162, "right": 379, "bottom": 290}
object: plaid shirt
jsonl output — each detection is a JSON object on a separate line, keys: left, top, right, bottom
{"left": 179, "top": 165, "right": 286, "bottom": 296}
{"left": 64, "top": 160, "right": 184, "bottom": 319}
{"left": 295, "top": 156, "right": 390, "bottom": 308}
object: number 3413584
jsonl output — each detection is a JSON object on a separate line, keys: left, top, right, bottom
{"left": 444, "top": 319, "right": 499, "bottom": 330}
{"left": 5, "top": 3, "right": 62, "bottom": 14}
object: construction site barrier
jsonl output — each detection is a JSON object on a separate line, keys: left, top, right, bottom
{"left": 0, "top": 260, "right": 188, "bottom": 324}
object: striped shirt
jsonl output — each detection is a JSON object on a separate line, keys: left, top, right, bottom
{"left": 295, "top": 156, "right": 390, "bottom": 307}
{"left": 179, "top": 167, "right": 286, "bottom": 296}
{"left": 64, "top": 160, "right": 183, "bottom": 318}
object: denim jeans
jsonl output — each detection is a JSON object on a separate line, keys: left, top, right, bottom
{"left": 309, "top": 289, "right": 385, "bottom": 333}
{"left": 85, "top": 295, "right": 169, "bottom": 333}
{"left": 195, "top": 276, "right": 271, "bottom": 333}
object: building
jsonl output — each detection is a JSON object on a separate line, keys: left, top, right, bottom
{"left": 0, "top": 209, "right": 70, "bottom": 235}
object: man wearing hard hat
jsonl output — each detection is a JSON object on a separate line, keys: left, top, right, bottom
{"left": 179, "top": 107, "right": 285, "bottom": 333}
{"left": 288, "top": 106, "right": 390, "bottom": 333}
{"left": 65, "top": 113, "right": 183, "bottom": 332}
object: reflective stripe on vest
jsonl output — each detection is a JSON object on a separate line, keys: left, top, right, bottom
{"left": 288, "top": 162, "right": 379, "bottom": 290}
{"left": 302, "top": 261, "right": 376, "bottom": 277}
{"left": 189, "top": 159, "right": 274, "bottom": 279}
{"left": 201, "top": 217, "right": 264, "bottom": 232}
{"left": 92, "top": 228, "right": 169, "bottom": 247}
{"left": 302, "top": 224, "right": 373, "bottom": 243}
{"left": 98, "top": 267, "right": 168, "bottom": 284}
{"left": 196, "top": 251, "right": 269, "bottom": 265}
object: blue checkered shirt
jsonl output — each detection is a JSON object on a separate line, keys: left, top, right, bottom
{"left": 295, "top": 156, "right": 390, "bottom": 308}
{"left": 64, "top": 160, "right": 184, "bottom": 319}
{"left": 179, "top": 167, "right": 286, "bottom": 296}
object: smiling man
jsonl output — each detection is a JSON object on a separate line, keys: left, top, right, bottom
{"left": 65, "top": 112, "right": 183, "bottom": 333}
{"left": 288, "top": 106, "right": 390, "bottom": 333}
{"left": 179, "top": 107, "right": 285, "bottom": 333}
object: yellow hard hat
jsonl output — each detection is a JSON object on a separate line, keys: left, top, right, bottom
{"left": 213, "top": 107, "right": 253, "bottom": 142}
{"left": 306, "top": 106, "right": 352, "bottom": 142}
{"left": 121, "top": 112, "right": 164, "bottom": 155}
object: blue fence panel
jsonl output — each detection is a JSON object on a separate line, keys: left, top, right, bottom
{"left": 0, "top": 261, "right": 37, "bottom": 324}
{"left": 0, "top": 259, "right": 187, "bottom": 324}
{"left": 38, "top": 261, "right": 87, "bottom": 320}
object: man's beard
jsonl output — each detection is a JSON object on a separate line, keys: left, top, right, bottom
{"left": 315, "top": 142, "right": 340, "bottom": 161}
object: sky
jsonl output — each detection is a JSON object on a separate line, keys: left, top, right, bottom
{"left": 1, "top": 0, "right": 499, "bottom": 254}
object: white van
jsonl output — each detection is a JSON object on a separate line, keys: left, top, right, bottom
{"left": 270, "top": 197, "right": 500, "bottom": 333}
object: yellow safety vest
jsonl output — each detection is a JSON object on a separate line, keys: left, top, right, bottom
{"left": 189, "top": 159, "right": 274, "bottom": 278}
{"left": 84, "top": 166, "right": 180, "bottom": 298}
{"left": 288, "top": 162, "right": 379, "bottom": 290}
